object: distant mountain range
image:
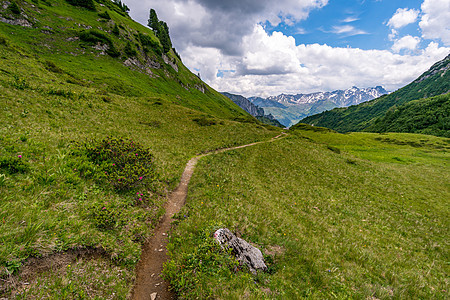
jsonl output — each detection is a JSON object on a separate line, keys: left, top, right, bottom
{"left": 247, "top": 86, "right": 388, "bottom": 127}
{"left": 221, "top": 92, "right": 284, "bottom": 127}
{"left": 302, "top": 54, "right": 450, "bottom": 136}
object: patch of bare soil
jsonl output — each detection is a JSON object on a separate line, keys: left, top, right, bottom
{"left": 0, "top": 247, "right": 105, "bottom": 297}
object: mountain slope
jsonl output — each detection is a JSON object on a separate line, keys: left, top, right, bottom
{"left": 301, "top": 54, "right": 450, "bottom": 133}
{"left": 0, "top": 0, "right": 252, "bottom": 121}
{"left": 366, "top": 93, "right": 450, "bottom": 137}
{"left": 222, "top": 92, "right": 284, "bottom": 127}
{"left": 249, "top": 86, "right": 387, "bottom": 127}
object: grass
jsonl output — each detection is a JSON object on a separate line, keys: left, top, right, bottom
{"left": 0, "top": 0, "right": 280, "bottom": 296}
{"left": 164, "top": 129, "right": 449, "bottom": 299}
{"left": 1, "top": 1, "right": 448, "bottom": 298}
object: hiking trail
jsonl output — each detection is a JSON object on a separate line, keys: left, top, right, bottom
{"left": 131, "top": 133, "right": 286, "bottom": 300}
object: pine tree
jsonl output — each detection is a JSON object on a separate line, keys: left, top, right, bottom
{"left": 148, "top": 9, "right": 160, "bottom": 33}
{"left": 158, "top": 22, "right": 172, "bottom": 53}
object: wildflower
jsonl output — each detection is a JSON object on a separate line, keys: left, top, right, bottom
{"left": 18, "top": 155, "right": 22, "bottom": 158}
{"left": 136, "top": 192, "right": 140, "bottom": 195}
{"left": 135, "top": 153, "right": 138, "bottom": 156}
{"left": 112, "top": 163, "right": 115, "bottom": 166}
{"left": 139, "top": 198, "right": 142, "bottom": 201}
{"left": 201, "top": 202, "right": 203, "bottom": 204}
{"left": 102, "top": 207, "right": 106, "bottom": 210}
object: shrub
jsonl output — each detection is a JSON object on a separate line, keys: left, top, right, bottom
{"left": 78, "top": 29, "right": 119, "bottom": 57}
{"left": 124, "top": 41, "right": 137, "bottom": 57}
{"left": 0, "top": 156, "right": 29, "bottom": 174}
{"left": 193, "top": 116, "right": 217, "bottom": 126}
{"left": 138, "top": 33, "right": 159, "bottom": 48}
{"left": 8, "top": 2, "right": 21, "bottom": 15}
{"left": 44, "top": 60, "right": 64, "bottom": 74}
{"left": 77, "top": 137, "right": 158, "bottom": 192}
{"left": 98, "top": 11, "right": 111, "bottom": 20}
{"left": 66, "top": 0, "right": 96, "bottom": 11}
{"left": 91, "top": 203, "right": 122, "bottom": 229}
{"left": 112, "top": 23, "right": 120, "bottom": 36}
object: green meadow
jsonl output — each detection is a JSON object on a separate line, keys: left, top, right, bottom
{"left": 0, "top": 0, "right": 448, "bottom": 299}
{"left": 164, "top": 127, "right": 449, "bottom": 299}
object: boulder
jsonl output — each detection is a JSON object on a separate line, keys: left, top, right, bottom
{"left": 213, "top": 228, "right": 267, "bottom": 274}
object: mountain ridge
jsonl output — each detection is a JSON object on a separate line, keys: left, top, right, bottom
{"left": 248, "top": 86, "right": 387, "bottom": 127}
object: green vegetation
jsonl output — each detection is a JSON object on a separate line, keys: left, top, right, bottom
{"left": 302, "top": 55, "right": 450, "bottom": 134}
{"left": 165, "top": 128, "right": 449, "bottom": 298}
{"left": 147, "top": 8, "right": 172, "bottom": 53}
{"left": 367, "top": 93, "right": 450, "bottom": 137}
{"left": 0, "top": 0, "right": 278, "bottom": 297}
{"left": 1, "top": 0, "right": 448, "bottom": 298}
{"left": 66, "top": 0, "right": 96, "bottom": 11}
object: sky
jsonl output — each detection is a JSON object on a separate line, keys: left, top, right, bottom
{"left": 125, "top": 0, "right": 449, "bottom": 97}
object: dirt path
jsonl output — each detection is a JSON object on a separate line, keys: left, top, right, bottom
{"left": 131, "top": 133, "right": 286, "bottom": 300}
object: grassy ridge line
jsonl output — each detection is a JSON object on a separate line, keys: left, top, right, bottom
{"left": 164, "top": 129, "right": 449, "bottom": 299}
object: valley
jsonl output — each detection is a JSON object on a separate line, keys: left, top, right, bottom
{"left": 0, "top": 0, "right": 448, "bottom": 299}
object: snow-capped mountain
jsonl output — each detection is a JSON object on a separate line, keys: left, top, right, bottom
{"left": 248, "top": 86, "right": 388, "bottom": 127}
{"left": 266, "top": 86, "right": 388, "bottom": 107}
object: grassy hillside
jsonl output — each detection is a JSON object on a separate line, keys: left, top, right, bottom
{"left": 366, "top": 93, "right": 450, "bottom": 137}
{"left": 301, "top": 54, "right": 450, "bottom": 134}
{"left": 0, "top": 0, "right": 251, "bottom": 120}
{"left": 1, "top": 1, "right": 448, "bottom": 299}
{"left": 165, "top": 126, "right": 449, "bottom": 299}
{"left": 0, "top": 0, "right": 280, "bottom": 297}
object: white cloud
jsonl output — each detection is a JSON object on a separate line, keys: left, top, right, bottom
{"left": 127, "top": 0, "right": 328, "bottom": 55}
{"left": 387, "top": 8, "right": 419, "bottom": 29}
{"left": 183, "top": 25, "right": 449, "bottom": 97}
{"left": 330, "top": 25, "right": 368, "bottom": 36}
{"left": 124, "top": 0, "right": 449, "bottom": 98}
{"left": 419, "top": 0, "right": 450, "bottom": 46}
{"left": 391, "top": 35, "right": 421, "bottom": 53}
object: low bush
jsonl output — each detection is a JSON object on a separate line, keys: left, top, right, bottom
{"left": 193, "top": 116, "right": 217, "bottom": 126}
{"left": 98, "top": 11, "right": 111, "bottom": 20}
{"left": 66, "top": 0, "right": 96, "bottom": 11}
{"left": 0, "top": 156, "right": 29, "bottom": 174}
{"left": 78, "top": 29, "right": 119, "bottom": 57}
{"left": 75, "top": 137, "right": 158, "bottom": 192}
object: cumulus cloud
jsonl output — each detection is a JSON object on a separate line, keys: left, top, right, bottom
{"left": 125, "top": 0, "right": 449, "bottom": 97}
{"left": 127, "top": 0, "right": 327, "bottom": 55}
{"left": 419, "top": 0, "right": 450, "bottom": 46}
{"left": 183, "top": 25, "right": 449, "bottom": 97}
{"left": 387, "top": 8, "right": 419, "bottom": 29}
{"left": 391, "top": 35, "right": 421, "bottom": 53}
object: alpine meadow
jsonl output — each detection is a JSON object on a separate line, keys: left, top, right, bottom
{"left": 0, "top": 0, "right": 448, "bottom": 299}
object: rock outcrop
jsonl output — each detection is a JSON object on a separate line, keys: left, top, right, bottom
{"left": 213, "top": 228, "right": 267, "bottom": 274}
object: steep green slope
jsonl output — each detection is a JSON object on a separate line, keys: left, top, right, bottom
{"left": 0, "top": 0, "right": 280, "bottom": 297}
{"left": 0, "top": 0, "right": 250, "bottom": 120}
{"left": 367, "top": 93, "right": 450, "bottom": 137}
{"left": 301, "top": 54, "right": 450, "bottom": 133}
